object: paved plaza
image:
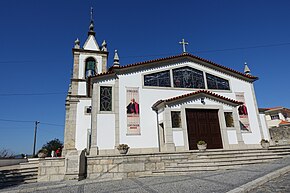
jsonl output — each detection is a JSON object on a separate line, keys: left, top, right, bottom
{"left": 1, "top": 156, "right": 290, "bottom": 193}
{"left": 251, "top": 171, "right": 290, "bottom": 193}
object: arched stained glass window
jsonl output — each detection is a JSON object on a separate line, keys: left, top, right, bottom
{"left": 85, "top": 57, "right": 97, "bottom": 77}
{"left": 173, "top": 67, "right": 205, "bottom": 89}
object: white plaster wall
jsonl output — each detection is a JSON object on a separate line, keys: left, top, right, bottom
{"left": 75, "top": 99, "right": 91, "bottom": 150}
{"left": 173, "top": 130, "right": 184, "bottom": 146}
{"left": 118, "top": 74, "right": 237, "bottom": 149}
{"left": 267, "top": 119, "right": 280, "bottom": 128}
{"left": 171, "top": 97, "right": 232, "bottom": 109}
{"left": 119, "top": 74, "right": 159, "bottom": 148}
{"left": 100, "top": 60, "right": 263, "bottom": 149}
{"left": 97, "top": 114, "right": 115, "bottom": 149}
{"left": 83, "top": 35, "right": 100, "bottom": 51}
{"left": 78, "top": 82, "right": 87, "bottom": 95}
{"left": 279, "top": 112, "right": 285, "bottom": 120}
{"left": 265, "top": 115, "right": 271, "bottom": 121}
{"left": 227, "top": 130, "right": 238, "bottom": 144}
{"left": 259, "top": 114, "right": 270, "bottom": 140}
{"left": 78, "top": 54, "right": 103, "bottom": 79}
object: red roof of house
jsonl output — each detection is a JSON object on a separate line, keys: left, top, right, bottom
{"left": 92, "top": 53, "right": 258, "bottom": 82}
{"left": 259, "top": 106, "right": 290, "bottom": 113}
{"left": 152, "top": 90, "right": 243, "bottom": 109}
{"left": 279, "top": 120, "right": 290, "bottom": 125}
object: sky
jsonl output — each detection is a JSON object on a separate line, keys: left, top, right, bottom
{"left": 0, "top": 0, "right": 290, "bottom": 154}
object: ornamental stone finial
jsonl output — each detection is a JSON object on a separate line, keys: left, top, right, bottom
{"left": 88, "top": 7, "right": 95, "bottom": 36}
{"left": 244, "top": 62, "right": 251, "bottom": 75}
{"left": 113, "top": 50, "right": 120, "bottom": 67}
{"left": 74, "top": 38, "right": 80, "bottom": 49}
{"left": 101, "top": 40, "right": 107, "bottom": 51}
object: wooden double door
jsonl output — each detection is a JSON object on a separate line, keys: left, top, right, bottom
{"left": 186, "top": 109, "right": 223, "bottom": 150}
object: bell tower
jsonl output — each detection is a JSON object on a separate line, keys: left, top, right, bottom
{"left": 63, "top": 7, "right": 108, "bottom": 157}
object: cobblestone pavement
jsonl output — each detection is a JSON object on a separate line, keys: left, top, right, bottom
{"left": 1, "top": 156, "right": 290, "bottom": 193}
{"left": 251, "top": 171, "right": 290, "bottom": 193}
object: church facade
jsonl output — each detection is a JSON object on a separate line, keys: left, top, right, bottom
{"left": 63, "top": 21, "right": 267, "bottom": 157}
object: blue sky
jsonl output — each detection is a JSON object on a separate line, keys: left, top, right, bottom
{"left": 1, "top": 0, "right": 290, "bottom": 154}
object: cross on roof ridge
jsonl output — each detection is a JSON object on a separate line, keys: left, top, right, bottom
{"left": 179, "top": 38, "right": 189, "bottom": 53}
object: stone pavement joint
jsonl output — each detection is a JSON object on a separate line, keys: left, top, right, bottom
{"left": 226, "top": 165, "right": 290, "bottom": 193}
{"left": 130, "top": 178, "right": 159, "bottom": 193}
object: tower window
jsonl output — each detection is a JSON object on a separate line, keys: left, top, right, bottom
{"left": 85, "top": 57, "right": 97, "bottom": 77}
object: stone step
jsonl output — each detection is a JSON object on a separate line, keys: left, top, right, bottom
{"left": 193, "top": 152, "right": 290, "bottom": 161}
{"left": 19, "top": 160, "right": 39, "bottom": 169}
{"left": 195, "top": 148, "right": 290, "bottom": 157}
{"left": 154, "top": 160, "right": 274, "bottom": 175}
{"left": 0, "top": 174, "right": 38, "bottom": 183}
{"left": 0, "top": 177, "right": 37, "bottom": 188}
{"left": 168, "top": 156, "right": 282, "bottom": 168}
{"left": 129, "top": 147, "right": 290, "bottom": 163}
{"left": 1, "top": 169, "right": 38, "bottom": 177}
{"left": 0, "top": 165, "right": 20, "bottom": 171}
{"left": 0, "top": 166, "right": 38, "bottom": 174}
{"left": 0, "top": 162, "right": 38, "bottom": 188}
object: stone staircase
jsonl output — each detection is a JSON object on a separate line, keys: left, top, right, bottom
{"left": 152, "top": 146, "right": 290, "bottom": 176}
{"left": 0, "top": 158, "right": 39, "bottom": 188}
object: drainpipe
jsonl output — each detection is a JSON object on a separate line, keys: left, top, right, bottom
{"left": 153, "top": 108, "right": 161, "bottom": 152}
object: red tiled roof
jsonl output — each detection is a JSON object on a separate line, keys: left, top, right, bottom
{"left": 94, "top": 71, "right": 115, "bottom": 77}
{"left": 279, "top": 120, "right": 290, "bottom": 125}
{"left": 259, "top": 106, "right": 290, "bottom": 113}
{"left": 116, "top": 53, "right": 256, "bottom": 79}
{"left": 97, "top": 53, "right": 258, "bottom": 82}
{"left": 263, "top": 106, "right": 283, "bottom": 110}
{"left": 152, "top": 90, "right": 243, "bottom": 109}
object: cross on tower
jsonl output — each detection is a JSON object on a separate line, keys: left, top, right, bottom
{"left": 90, "top": 7, "right": 94, "bottom": 22}
{"left": 179, "top": 38, "right": 189, "bottom": 53}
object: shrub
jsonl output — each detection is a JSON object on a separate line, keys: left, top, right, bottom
{"left": 260, "top": 139, "right": 269, "bottom": 144}
{"left": 197, "top": 140, "right": 206, "bottom": 145}
{"left": 117, "top": 144, "right": 130, "bottom": 150}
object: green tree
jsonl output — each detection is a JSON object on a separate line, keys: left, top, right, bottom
{"left": 40, "top": 138, "right": 63, "bottom": 156}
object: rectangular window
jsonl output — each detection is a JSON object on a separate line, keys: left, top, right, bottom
{"left": 144, "top": 70, "right": 171, "bottom": 87}
{"left": 100, "top": 86, "right": 112, "bottom": 111}
{"left": 171, "top": 111, "right": 181, "bottom": 128}
{"left": 206, "top": 73, "right": 230, "bottom": 90}
{"left": 224, "top": 112, "right": 234, "bottom": 127}
{"left": 271, "top": 114, "right": 279, "bottom": 120}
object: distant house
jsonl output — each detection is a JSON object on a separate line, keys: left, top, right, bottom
{"left": 259, "top": 107, "right": 290, "bottom": 128}
{"left": 259, "top": 107, "right": 290, "bottom": 145}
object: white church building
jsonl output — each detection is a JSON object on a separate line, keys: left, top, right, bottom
{"left": 63, "top": 20, "right": 268, "bottom": 157}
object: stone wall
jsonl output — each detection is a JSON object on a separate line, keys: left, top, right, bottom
{"left": 269, "top": 126, "right": 290, "bottom": 145}
{"left": 87, "top": 152, "right": 197, "bottom": 181}
{"left": 38, "top": 158, "right": 65, "bottom": 182}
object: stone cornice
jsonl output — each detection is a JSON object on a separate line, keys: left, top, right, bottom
{"left": 72, "top": 48, "right": 108, "bottom": 56}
